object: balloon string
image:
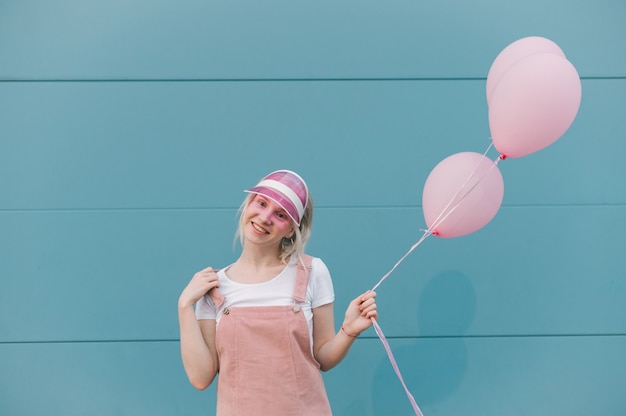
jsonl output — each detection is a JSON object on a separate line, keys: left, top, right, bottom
{"left": 369, "top": 142, "right": 505, "bottom": 415}
{"left": 371, "top": 154, "right": 497, "bottom": 294}
{"left": 371, "top": 231, "right": 431, "bottom": 292}
{"left": 426, "top": 144, "right": 503, "bottom": 236}
{"left": 374, "top": 142, "right": 503, "bottom": 293}
{"left": 424, "top": 142, "right": 495, "bottom": 234}
{"left": 369, "top": 232, "right": 430, "bottom": 413}
{"left": 371, "top": 318, "right": 424, "bottom": 416}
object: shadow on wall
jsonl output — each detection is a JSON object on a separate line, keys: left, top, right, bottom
{"left": 372, "top": 270, "right": 476, "bottom": 413}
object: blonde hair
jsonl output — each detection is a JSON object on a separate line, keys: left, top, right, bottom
{"left": 234, "top": 193, "right": 314, "bottom": 265}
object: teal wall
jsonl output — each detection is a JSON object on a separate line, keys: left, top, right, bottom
{"left": 1, "top": 1, "right": 625, "bottom": 415}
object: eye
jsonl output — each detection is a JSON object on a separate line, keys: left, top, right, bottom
{"left": 275, "top": 211, "right": 287, "bottom": 220}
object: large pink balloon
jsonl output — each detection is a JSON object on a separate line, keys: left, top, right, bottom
{"left": 486, "top": 36, "right": 565, "bottom": 105}
{"left": 422, "top": 152, "right": 504, "bottom": 238}
{"left": 489, "top": 53, "right": 582, "bottom": 158}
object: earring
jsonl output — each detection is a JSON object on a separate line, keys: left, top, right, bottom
{"left": 281, "top": 237, "right": 294, "bottom": 251}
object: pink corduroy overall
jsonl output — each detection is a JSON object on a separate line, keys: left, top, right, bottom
{"left": 209, "top": 255, "right": 332, "bottom": 416}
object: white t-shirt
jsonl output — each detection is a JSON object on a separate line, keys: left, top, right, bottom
{"left": 195, "top": 256, "right": 335, "bottom": 339}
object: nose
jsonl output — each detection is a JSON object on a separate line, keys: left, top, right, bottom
{"left": 260, "top": 210, "right": 273, "bottom": 224}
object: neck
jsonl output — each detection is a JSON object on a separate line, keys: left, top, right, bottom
{"left": 238, "top": 245, "right": 284, "bottom": 269}
{"left": 229, "top": 247, "right": 287, "bottom": 284}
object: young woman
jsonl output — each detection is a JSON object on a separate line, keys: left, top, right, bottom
{"left": 178, "top": 169, "right": 377, "bottom": 415}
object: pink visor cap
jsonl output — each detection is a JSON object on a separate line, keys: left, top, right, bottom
{"left": 244, "top": 170, "right": 309, "bottom": 226}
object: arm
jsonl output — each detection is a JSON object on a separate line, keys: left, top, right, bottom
{"left": 312, "top": 291, "right": 377, "bottom": 372}
{"left": 178, "top": 267, "right": 221, "bottom": 390}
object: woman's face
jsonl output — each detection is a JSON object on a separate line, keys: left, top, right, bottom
{"left": 242, "top": 194, "right": 295, "bottom": 247}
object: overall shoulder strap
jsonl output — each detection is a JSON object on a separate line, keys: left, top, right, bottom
{"left": 293, "top": 254, "right": 313, "bottom": 303}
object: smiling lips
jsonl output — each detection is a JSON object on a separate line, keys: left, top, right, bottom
{"left": 251, "top": 222, "right": 270, "bottom": 235}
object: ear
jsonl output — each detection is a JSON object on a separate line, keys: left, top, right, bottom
{"left": 286, "top": 227, "right": 295, "bottom": 239}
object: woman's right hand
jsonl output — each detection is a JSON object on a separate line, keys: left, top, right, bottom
{"left": 178, "top": 266, "right": 220, "bottom": 309}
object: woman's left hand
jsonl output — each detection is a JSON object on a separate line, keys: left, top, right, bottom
{"left": 342, "top": 291, "right": 377, "bottom": 337}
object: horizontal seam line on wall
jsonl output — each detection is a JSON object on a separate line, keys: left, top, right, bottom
{"left": 3, "top": 333, "right": 626, "bottom": 344}
{"left": 0, "top": 76, "right": 623, "bottom": 83}
{"left": 0, "top": 203, "right": 625, "bottom": 213}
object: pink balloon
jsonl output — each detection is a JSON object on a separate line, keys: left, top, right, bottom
{"left": 422, "top": 152, "right": 504, "bottom": 238}
{"left": 486, "top": 36, "right": 565, "bottom": 105}
{"left": 488, "top": 53, "right": 582, "bottom": 158}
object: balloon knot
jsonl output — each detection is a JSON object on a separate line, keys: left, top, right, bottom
{"left": 500, "top": 154, "right": 507, "bottom": 160}
{"left": 432, "top": 231, "right": 440, "bottom": 236}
